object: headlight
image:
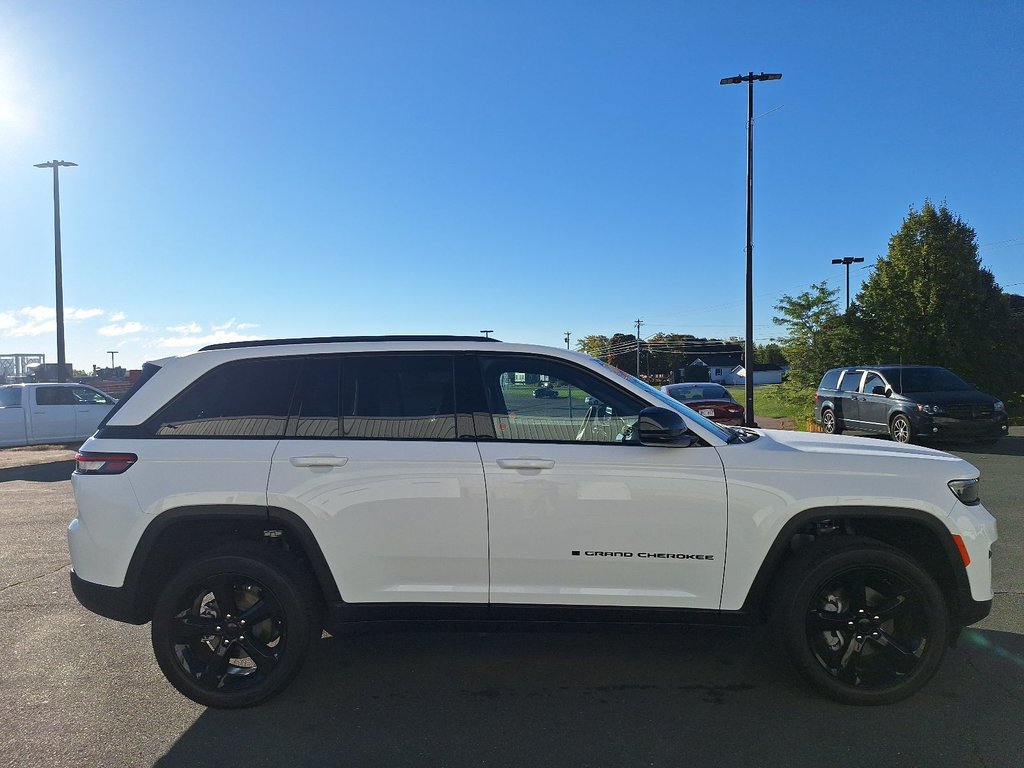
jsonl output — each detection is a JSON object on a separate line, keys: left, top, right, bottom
{"left": 994, "top": 400, "right": 1005, "bottom": 412}
{"left": 917, "top": 404, "right": 945, "bottom": 415}
{"left": 948, "top": 478, "right": 980, "bottom": 506}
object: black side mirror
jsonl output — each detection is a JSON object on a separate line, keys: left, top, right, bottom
{"left": 872, "top": 386, "right": 886, "bottom": 396}
{"left": 637, "top": 407, "right": 698, "bottom": 447}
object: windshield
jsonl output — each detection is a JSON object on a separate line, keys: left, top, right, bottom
{"left": 887, "top": 367, "right": 971, "bottom": 393}
{"left": 594, "top": 361, "right": 733, "bottom": 441}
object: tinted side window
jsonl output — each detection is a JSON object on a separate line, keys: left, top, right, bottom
{"left": 153, "top": 358, "right": 297, "bottom": 437}
{"left": 0, "top": 388, "right": 22, "bottom": 407}
{"left": 35, "top": 387, "right": 73, "bottom": 406}
{"left": 819, "top": 369, "right": 842, "bottom": 390}
{"left": 341, "top": 355, "right": 456, "bottom": 440}
{"left": 478, "top": 355, "right": 644, "bottom": 444}
{"left": 862, "top": 373, "right": 885, "bottom": 395}
{"left": 838, "top": 371, "right": 862, "bottom": 393}
{"left": 287, "top": 357, "right": 340, "bottom": 438}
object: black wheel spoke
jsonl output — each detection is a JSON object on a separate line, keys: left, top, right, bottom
{"left": 238, "top": 636, "right": 280, "bottom": 673}
{"left": 808, "top": 609, "right": 850, "bottom": 632}
{"left": 238, "top": 598, "right": 275, "bottom": 627}
{"left": 209, "top": 575, "right": 239, "bottom": 618}
{"left": 875, "top": 631, "right": 923, "bottom": 674}
{"left": 198, "top": 643, "right": 232, "bottom": 688}
{"left": 170, "top": 613, "right": 221, "bottom": 643}
{"left": 836, "top": 636, "right": 865, "bottom": 685}
{"left": 872, "top": 588, "right": 916, "bottom": 620}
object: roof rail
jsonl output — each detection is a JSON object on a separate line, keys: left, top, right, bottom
{"left": 199, "top": 335, "right": 503, "bottom": 351}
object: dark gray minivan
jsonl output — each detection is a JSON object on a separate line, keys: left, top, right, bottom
{"left": 814, "top": 365, "right": 1008, "bottom": 444}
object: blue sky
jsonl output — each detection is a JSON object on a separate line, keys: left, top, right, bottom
{"left": 2, "top": 1, "right": 1022, "bottom": 370}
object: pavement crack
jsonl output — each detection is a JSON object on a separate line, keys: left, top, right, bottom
{"left": 2, "top": 562, "right": 71, "bottom": 592}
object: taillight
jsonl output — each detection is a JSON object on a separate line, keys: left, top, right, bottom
{"left": 75, "top": 452, "right": 137, "bottom": 475}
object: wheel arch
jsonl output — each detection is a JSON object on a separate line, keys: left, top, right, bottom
{"left": 742, "top": 505, "right": 971, "bottom": 626}
{"left": 123, "top": 504, "right": 340, "bottom": 623}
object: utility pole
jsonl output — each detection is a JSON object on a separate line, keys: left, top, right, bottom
{"left": 35, "top": 160, "right": 78, "bottom": 383}
{"left": 564, "top": 331, "right": 571, "bottom": 350}
{"left": 831, "top": 257, "right": 865, "bottom": 310}
{"left": 635, "top": 318, "right": 644, "bottom": 376}
{"left": 719, "top": 71, "right": 782, "bottom": 427}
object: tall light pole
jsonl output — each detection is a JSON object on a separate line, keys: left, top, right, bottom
{"left": 831, "top": 257, "right": 865, "bottom": 310}
{"left": 720, "top": 72, "right": 781, "bottom": 427}
{"left": 35, "top": 160, "right": 78, "bottom": 383}
{"left": 107, "top": 351, "right": 118, "bottom": 369}
{"left": 564, "top": 331, "right": 571, "bottom": 350}
{"left": 480, "top": 329, "right": 493, "bottom": 338}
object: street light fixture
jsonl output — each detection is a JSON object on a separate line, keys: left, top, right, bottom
{"left": 720, "top": 71, "right": 781, "bottom": 427}
{"left": 107, "top": 351, "right": 118, "bottom": 369}
{"left": 480, "top": 329, "right": 493, "bottom": 338}
{"left": 831, "top": 257, "right": 865, "bottom": 310}
{"left": 35, "top": 160, "right": 78, "bottom": 383}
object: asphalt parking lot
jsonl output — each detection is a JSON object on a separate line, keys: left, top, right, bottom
{"left": 1, "top": 432, "right": 1021, "bottom": 768}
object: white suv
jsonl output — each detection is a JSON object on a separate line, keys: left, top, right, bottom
{"left": 68, "top": 336, "right": 997, "bottom": 708}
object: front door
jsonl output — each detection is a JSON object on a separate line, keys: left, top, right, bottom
{"left": 475, "top": 354, "right": 728, "bottom": 610}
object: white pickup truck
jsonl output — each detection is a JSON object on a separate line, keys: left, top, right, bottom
{"left": 0, "top": 383, "right": 117, "bottom": 448}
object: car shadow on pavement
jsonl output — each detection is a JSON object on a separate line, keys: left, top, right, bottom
{"left": 952, "top": 435, "right": 1024, "bottom": 457}
{"left": 0, "top": 459, "right": 75, "bottom": 484}
{"left": 155, "top": 625, "right": 1024, "bottom": 768}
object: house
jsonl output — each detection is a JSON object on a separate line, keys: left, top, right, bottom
{"left": 724, "top": 363, "right": 785, "bottom": 386}
{"left": 679, "top": 354, "right": 743, "bottom": 383}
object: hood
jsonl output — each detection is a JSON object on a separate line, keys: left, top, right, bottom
{"left": 894, "top": 389, "right": 998, "bottom": 406}
{"left": 751, "top": 428, "right": 975, "bottom": 472}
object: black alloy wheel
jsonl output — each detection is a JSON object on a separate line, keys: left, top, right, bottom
{"left": 776, "top": 537, "right": 948, "bottom": 705}
{"left": 151, "top": 543, "right": 319, "bottom": 708}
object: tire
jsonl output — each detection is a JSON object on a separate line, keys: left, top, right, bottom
{"left": 889, "top": 414, "right": 913, "bottom": 444}
{"left": 774, "top": 537, "right": 949, "bottom": 705}
{"left": 821, "top": 408, "right": 842, "bottom": 435}
{"left": 151, "top": 543, "right": 320, "bottom": 708}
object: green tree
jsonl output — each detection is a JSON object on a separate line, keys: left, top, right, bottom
{"left": 772, "top": 281, "right": 850, "bottom": 390}
{"left": 856, "top": 201, "right": 1020, "bottom": 400}
{"left": 755, "top": 342, "right": 788, "bottom": 366}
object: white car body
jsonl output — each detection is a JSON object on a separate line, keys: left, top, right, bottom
{"left": 66, "top": 337, "right": 997, "bottom": 706}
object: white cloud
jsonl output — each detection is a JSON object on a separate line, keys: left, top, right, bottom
{"left": 211, "top": 319, "right": 237, "bottom": 331}
{"left": 235, "top": 322, "right": 259, "bottom": 330}
{"left": 99, "top": 321, "right": 144, "bottom": 337}
{"left": 108, "top": 311, "right": 126, "bottom": 322}
{"left": 166, "top": 322, "right": 202, "bottom": 334}
{"left": 67, "top": 307, "right": 105, "bottom": 320}
{"left": 154, "top": 329, "right": 261, "bottom": 350}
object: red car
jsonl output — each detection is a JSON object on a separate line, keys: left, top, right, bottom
{"left": 660, "top": 382, "right": 744, "bottom": 426}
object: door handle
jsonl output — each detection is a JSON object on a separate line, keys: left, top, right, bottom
{"left": 290, "top": 456, "right": 349, "bottom": 468}
{"left": 496, "top": 458, "right": 555, "bottom": 470}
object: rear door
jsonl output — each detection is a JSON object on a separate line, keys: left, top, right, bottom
{"left": 267, "top": 354, "right": 489, "bottom": 604}
{"left": 836, "top": 370, "right": 864, "bottom": 429}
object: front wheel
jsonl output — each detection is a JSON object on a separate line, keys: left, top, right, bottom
{"left": 890, "top": 414, "right": 913, "bottom": 444}
{"left": 151, "top": 543, "right": 319, "bottom": 708}
{"left": 775, "top": 538, "right": 949, "bottom": 705}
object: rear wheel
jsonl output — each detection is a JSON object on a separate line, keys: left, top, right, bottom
{"left": 151, "top": 543, "right": 319, "bottom": 708}
{"left": 821, "top": 408, "right": 842, "bottom": 435}
{"left": 890, "top": 414, "right": 913, "bottom": 444}
{"left": 775, "top": 537, "right": 948, "bottom": 705}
